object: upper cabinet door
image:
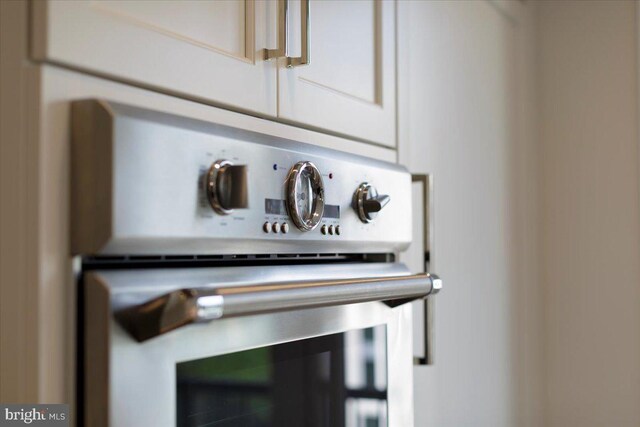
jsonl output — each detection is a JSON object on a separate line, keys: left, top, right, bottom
{"left": 277, "top": 0, "right": 396, "bottom": 147}
{"left": 32, "top": 0, "right": 277, "bottom": 116}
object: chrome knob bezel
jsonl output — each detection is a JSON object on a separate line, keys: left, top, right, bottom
{"left": 355, "top": 182, "right": 389, "bottom": 223}
{"left": 286, "top": 161, "right": 325, "bottom": 232}
{"left": 206, "top": 159, "right": 234, "bottom": 215}
{"left": 356, "top": 183, "right": 374, "bottom": 223}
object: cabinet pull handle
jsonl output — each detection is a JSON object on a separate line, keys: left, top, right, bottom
{"left": 412, "top": 174, "right": 439, "bottom": 366}
{"left": 264, "top": 0, "right": 288, "bottom": 60}
{"left": 286, "top": 0, "right": 310, "bottom": 67}
{"left": 263, "top": 0, "right": 309, "bottom": 66}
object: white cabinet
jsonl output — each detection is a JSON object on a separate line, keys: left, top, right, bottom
{"left": 31, "top": 0, "right": 395, "bottom": 147}
{"left": 32, "top": 0, "right": 277, "bottom": 116}
{"left": 278, "top": 0, "right": 396, "bottom": 147}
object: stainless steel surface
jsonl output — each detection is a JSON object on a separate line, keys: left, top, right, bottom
{"left": 71, "top": 100, "right": 412, "bottom": 255}
{"left": 84, "top": 263, "right": 416, "bottom": 427}
{"left": 286, "top": 0, "right": 310, "bottom": 67}
{"left": 411, "top": 174, "right": 437, "bottom": 366}
{"left": 264, "top": 0, "right": 288, "bottom": 60}
{"left": 205, "top": 159, "right": 249, "bottom": 215}
{"left": 116, "top": 269, "right": 440, "bottom": 341}
{"left": 73, "top": 95, "right": 432, "bottom": 426}
{"left": 355, "top": 182, "right": 391, "bottom": 223}
{"left": 286, "top": 161, "right": 325, "bottom": 231}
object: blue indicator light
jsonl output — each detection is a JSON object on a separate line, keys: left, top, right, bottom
{"left": 273, "top": 164, "right": 278, "bottom": 171}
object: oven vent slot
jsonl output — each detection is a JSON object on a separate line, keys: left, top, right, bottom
{"left": 80, "top": 253, "right": 394, "bottom": 270}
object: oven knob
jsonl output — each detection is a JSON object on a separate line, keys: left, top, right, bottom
{"left": 354, "top": 183, "right": 390, "bottom": 223}
{"left": 205, "top": 160, "right": 249, "bottom": 215}
{"left": 286, "top": 161, "right": 325, "bottom": 231}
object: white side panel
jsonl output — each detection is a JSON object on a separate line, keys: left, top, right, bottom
{"left": 398, "top": 1, "right": 541, "bottom": 426}
{"left": 0, "top": 0, "right": 42, "bottom": 404}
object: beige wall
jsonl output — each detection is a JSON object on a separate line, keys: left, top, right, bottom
{"left": 538, "top": 1, "right": 640, "bottom": 426}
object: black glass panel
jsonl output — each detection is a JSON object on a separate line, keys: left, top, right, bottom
{"left": 264, "top": 199, "right": 287, "bottom": 216}
{"left": 323, "top": 204, "right": 340, "bottom": 219}
{"left": 177, "top": 325, "right": 387, "bottom": 427}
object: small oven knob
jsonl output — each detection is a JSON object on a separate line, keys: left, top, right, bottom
{"left": 205, "top": 159, "right": 249, "bottom": 215}
{"left": 354, "top": 183, "right": 390, "bottom": 223}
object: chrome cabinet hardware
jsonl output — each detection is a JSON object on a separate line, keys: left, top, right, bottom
{"left": 116, "top": 272, "right": 441, "bottom": 342}
{"left": 264, "top": 0, "right": 288, "bottom": 60}
{"left": 412, "top": 174, "right": 439, "bottom": 366}
{"left": 287, "top": 0, "right": 310, "bottom": 67}
{"left": 263, "top": 0, "right": 310, "bottom": 67}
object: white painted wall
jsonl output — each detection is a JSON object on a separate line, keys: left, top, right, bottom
{"left": 398, "top": 1, "right": 542, "bottom": 426}
{"left": 402, "top": 1, "right": 640, "bottom": 425}
{"left": 537, "top": 1, "right": 640, "bottom": 426}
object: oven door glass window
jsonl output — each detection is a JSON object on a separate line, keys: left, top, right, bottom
{"left": 177, "top": 325, "right": 388, "bottom": 427}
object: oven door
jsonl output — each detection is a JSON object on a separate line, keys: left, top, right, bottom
{"left": 82, "top": 262, "right": 439, "bottom": 427}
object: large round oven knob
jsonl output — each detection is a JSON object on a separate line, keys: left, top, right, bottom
{"left": 286, "top": 161, "right": 325, "bottom": 231}
{"left": 354, "top": 183, "right": 390, "bottom": 223}
{"left": 205, "top": 160, "right": 249, "bottom": 215}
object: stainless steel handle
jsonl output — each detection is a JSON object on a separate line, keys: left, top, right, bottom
{"left": 287, "top": 0, "right": 310, "bottom": 67}
{"left": 116, "top": 273, "right": 441, "bottom": 342}
{"left": 264, "top": 0, "right": 288, "bottom": 60}
{"left": 263, "top": 0, "right": 309, "bottom": 66}
{"left": 412, "top": 174, "right": 438, "bottom": 366}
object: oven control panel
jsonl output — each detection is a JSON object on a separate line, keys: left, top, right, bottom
{"left": 71, "top": 100, "right": 412, "bottom": 255}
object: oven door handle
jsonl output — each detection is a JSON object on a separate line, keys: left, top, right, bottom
{"left": 116, "top": 273, "right": 442, "bottom": 342}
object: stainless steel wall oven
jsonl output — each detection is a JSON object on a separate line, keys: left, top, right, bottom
{"left": 72, "top": 100, "right": 441, "bottom": 427}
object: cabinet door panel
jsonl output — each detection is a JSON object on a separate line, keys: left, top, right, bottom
{"left": 96, "top": 1, "right": 248, "bottom": 58}
{"left": 278, "top": 0, "right": 395, "bottom": 147}
{"left": 32, "top": 0, "right": 276, "bottom": 116}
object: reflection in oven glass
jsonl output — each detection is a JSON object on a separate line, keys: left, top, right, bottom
{"left": 176, "top": 325, "right": 388, "bottom": 427}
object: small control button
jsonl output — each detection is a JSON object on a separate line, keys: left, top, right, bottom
{"left": 328, "top": 225, "right": 334, "bottom": 235}
{"left": 335, "top": 225, "right": 341, "bottom": 235}
{"left": 272, "top": 222, "right": 279, "bottom": 233}
{"left": 263, "top": 222, "right": 271, "bottom": 233}
{"left": 280, "top": 222, "right": 289, "bottom": 234}
{"left": 321, "top": 224, "right": 328, "bottom": 235}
